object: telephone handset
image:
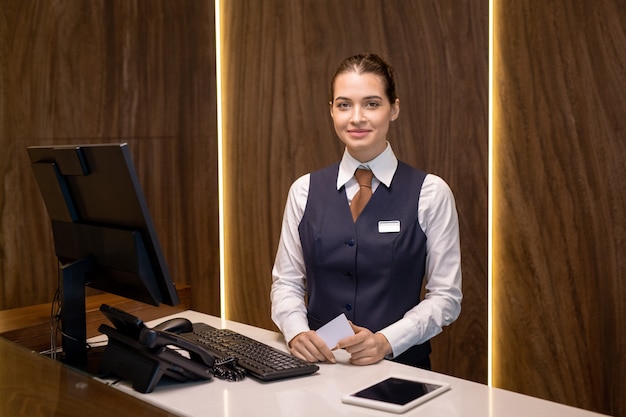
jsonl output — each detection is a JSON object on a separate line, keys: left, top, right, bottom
{"left": 98, "top": 304, "right": 243, "bottom": 393}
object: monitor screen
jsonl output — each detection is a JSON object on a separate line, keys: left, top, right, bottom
{"left": 27, "top": 143, "right": 180, "bottom": 365}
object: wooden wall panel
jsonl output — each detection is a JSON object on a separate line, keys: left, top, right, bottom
{"left": 494, "top": 1, "right": 626, "bottom": 415}
{"left": 221, "top": 0, "right": 488, "bottom": 383}
{"left": 4, "top": 0, "right": 622, "bottom": 414}
{"left": 0, "top": 1, "right": 220, "bottom": 314}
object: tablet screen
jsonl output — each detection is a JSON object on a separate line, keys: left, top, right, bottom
{"left": 342, "top": 376, "right": 451, "bottom": 413}
{"left": 353, "top": 377, "right": 441, "bottom": 405}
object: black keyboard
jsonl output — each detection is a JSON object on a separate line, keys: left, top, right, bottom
{"left": 181, "top": 323, "right": 319, "bottom": 381}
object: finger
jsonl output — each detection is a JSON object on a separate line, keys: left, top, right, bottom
{"left": 290, "top": 333, "right": 322, "bottom": 362}
{"left": 290, "top": 347, "right": 310, "bottom": 362}
{"left": 294, "top": 333, "right": 336, "bottom": 363}
{"left": 348, "top": 321, "right": 364, "bottom": 333}
{"left": 337, "top": 330, "right": 367, "bottom": 350}
{"left": 292, "top": 343, "right": 321, "bottom": 363}
{"left": 338, "top": 325, "right": 371, "bottom": 350}
{"left": 309, "top": 333, "right": 337, "bottom": 363}
{"left": 349, "top": 355, "right": 379, "bottom": 366}
{"left": 305, "top": 339, "right": 331, "bottom": 362}
{"left": 348, "top": 343, "right": 382, "bottom": 365}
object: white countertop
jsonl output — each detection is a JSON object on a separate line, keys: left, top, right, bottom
{"left": 95, "top": 310, "right": 609, "bottom": 417}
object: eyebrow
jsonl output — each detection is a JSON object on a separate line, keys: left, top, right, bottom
{"left": 334, "top": 95, "right": 384, "bottom": 101}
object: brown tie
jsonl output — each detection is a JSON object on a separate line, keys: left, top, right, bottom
{"left": 351, "top": 168, "right": 374, "bottom": 221}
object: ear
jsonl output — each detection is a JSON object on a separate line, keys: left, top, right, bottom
{"left": 329, "top": 101, "right": 334, "bottom": 118}
{"left": 391, "top": 99, "right": 400, "bottom": 121}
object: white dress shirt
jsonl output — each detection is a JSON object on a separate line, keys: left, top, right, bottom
{"left": 271, "top": 143, "right": 462, "bottom": 359}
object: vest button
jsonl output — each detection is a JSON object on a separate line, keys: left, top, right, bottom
{"left": 345, "top": 239, "right": 355, "bottom": 246}
{"left": 344, "top": 303, "right": 352, "bottom": 311}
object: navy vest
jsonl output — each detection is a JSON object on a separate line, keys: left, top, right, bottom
{"left": 299, "top": 161, "right": 431, "bottom": 364}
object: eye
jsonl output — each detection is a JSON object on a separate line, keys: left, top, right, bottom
{"left": 365, "top": 101, "right": 381, "bottom": 108}
{"left": 335, "top": 101, "right": 351, "bottom": 109}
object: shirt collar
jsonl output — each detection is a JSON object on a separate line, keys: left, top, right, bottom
{"left": 337, "top": 142, "right": 398, "bottom": 190}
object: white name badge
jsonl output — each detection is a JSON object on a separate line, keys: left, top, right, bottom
{"left": 378, "top": 220, "right": 401, "bottom": 233}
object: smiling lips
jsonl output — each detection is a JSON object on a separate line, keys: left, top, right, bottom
{"left": 348, "top": 129, "right": 371, "bottom": 139}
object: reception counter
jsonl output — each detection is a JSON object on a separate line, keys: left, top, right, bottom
{"left": 95, "top": 310, "right": 609, "bottom": 417}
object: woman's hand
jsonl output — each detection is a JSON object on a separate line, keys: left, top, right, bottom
{"left": 336, "top": 322, "right": 392, "bottom": 365}
{"left": 288, "top": 330, "right": 336, "bottom": 363}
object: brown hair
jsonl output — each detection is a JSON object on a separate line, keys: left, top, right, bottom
{"left": 330, "top": 53, "right": 397, "bottom": 104}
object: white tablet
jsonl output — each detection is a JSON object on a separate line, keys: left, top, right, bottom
{"left": 341, "top": 375, "right": 451, "bottom": 413}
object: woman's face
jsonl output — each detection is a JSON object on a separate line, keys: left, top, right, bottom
{"left": 330, "top": 71, "right": 399, "bottom": 162}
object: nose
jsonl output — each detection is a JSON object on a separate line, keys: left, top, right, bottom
{"left": 350, "top": 105, "right": 365, "bottom": 124}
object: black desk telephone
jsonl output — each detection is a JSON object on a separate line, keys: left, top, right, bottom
{"left": 98, "top": 304, "right": 244, "bottom": 393}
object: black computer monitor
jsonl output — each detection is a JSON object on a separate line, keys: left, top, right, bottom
{"left": 27, "top": 143, "right": 180, "bottom": 366}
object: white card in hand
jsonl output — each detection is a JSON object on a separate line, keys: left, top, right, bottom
{"left": 316, "top": 313, "right": 355, "bottom": 349}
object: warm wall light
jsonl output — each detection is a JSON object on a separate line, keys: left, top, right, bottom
{"left": 488, "top": 0, "right": 495, "bottom": 387}
{"left": 215, "top": 0, "right": 227, "bottom": 319}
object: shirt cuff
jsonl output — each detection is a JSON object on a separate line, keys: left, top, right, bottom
{"left": 280, "top": 314, "right": 311, "bottom": 345}
{"left": 378, "top": 317, "right": 422, "bottom": 358}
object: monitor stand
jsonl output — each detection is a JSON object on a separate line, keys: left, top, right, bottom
{"left": 58, "top": 255, "right": 95, "bottom": 368}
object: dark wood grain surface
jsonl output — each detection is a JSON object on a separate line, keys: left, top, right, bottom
{"left": 494, "top": 1, "right": 626, "bottom": 415}
{"left": 0, "top": 0, "right": 219, "bottom": 315}
{"left": 220, "top": 0, "right": 488, "bottom": 384}
{"left": 0, "top": 336, "right": 179, "bottom": 416}
{"left": 3, "top": 1, "right": 623, "bottom": 415}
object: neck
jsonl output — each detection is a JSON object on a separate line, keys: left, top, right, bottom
{"left": 348, "top": 143, "right": 386, "bottom": 163}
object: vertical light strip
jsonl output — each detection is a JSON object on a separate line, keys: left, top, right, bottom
{"left": 214, "top": 0, "right": 226, "bottom": 319}
{"left": 488, "top": 0, "right": 495, "bottom": 387}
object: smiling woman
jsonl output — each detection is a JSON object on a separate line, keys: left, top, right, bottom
{"left": 329, "top": 71, "right": 399, "bottom": 162}
{"left": 270, "top": 53, "right": 463, "bottom": 371}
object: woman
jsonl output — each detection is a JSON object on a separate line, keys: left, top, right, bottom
{"left": 270, "top": 53, "right": 462, "bottom": 369}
